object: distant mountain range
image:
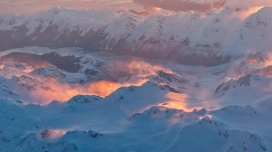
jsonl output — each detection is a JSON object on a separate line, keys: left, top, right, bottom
{"left": 1, "top": 7, "right": 271, "bottom": 65}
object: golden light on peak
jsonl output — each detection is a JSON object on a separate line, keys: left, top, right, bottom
{"left": 238, "top": 6, "right": 264, "bottom": 19}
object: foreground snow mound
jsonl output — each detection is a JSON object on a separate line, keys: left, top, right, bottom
{"left": 170, "top": 117, "right": 267, "bottom": 152}
{"left": 0, "top": 96, "right": 272, "bottom": 151}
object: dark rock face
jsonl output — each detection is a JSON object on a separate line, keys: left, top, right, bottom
{"left": 41, "top": 130, "right": 50, "bottom": 138}
{"left": 84, "top": 69, "right": 98, "bottom": 78}
{"left": 214, "top": 74, "right": 261, "bottom": 95}
{"left": 0, "top": 25, "right": 97, "bottom": 51}
{"left": 31, "top": 66, "right": 66, "bottom": 78}
{"left": 157, "top": 70, "right": 188, "bottom": 83}
{"left": 0, "top": 52, "right": 82, "bottom": 73}
{"left": 40, "top": 52, "right": 82, "bottom": 73}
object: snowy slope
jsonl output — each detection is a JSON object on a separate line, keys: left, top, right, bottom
{"left": 0, "top": 46, "right": 271, "bottom": 151}
{"left": 0, "top": 97, "right": 271, "bottom": 151}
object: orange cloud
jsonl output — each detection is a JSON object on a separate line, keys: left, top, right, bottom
{"left": 28, "top": 79, "right": 147, "bottom": 105}
{"left": 160, "top": 92, "right": 192, "bottom": 111}
{"left": 225, "top": 0, "right": 270, "bottom": 9}
{"left": 134, "top": 0, "right": 225, "bottom": 12}
{"left": 134, "top": 0, "right": 272, "bottom": 12}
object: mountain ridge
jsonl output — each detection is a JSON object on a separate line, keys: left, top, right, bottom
{"left": 1, "top": 7, "right": 271, "bottom": 66}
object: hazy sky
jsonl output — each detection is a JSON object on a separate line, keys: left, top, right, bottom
{"left": 134, "top": 0, "right": 272, "bottom": 12}
{"left": 1, "top": 0, "right": 272, "bottom": 15}
{"left": 0, "top": 0, "right": 143, "bottom": 15}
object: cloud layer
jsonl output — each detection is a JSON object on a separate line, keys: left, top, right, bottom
{"left": 0, "top": 0, "right": 142, "bottom": 15}
{"left": 1, "top": 0, "right": 272, "bottom": 15}
{"left": 134, "top": 0, "right": 225, "bottom": 12}
{"left": 134, "top": 0, "right": 272, "bottom": 12}
{"left": 225, "top": 0, "right": 272, "bottom": 9}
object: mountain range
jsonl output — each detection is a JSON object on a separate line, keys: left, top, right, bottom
{"left": 0, "top": 6, "right": 272, "bottom": 152}
{"left": 1, "top": 7, "right": 272, "bottom": 65}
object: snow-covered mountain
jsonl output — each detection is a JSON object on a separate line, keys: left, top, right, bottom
{"left": 1, "top": 5, "right": 272, "bottom": 152}
{"left": 0, "top": 47, "right": 197, "bottom": 104}
{"left": 1, "top": 7, "right": 272, "bottom": 65}
{"left": 0, "top": 46, "right": 270, "bottom": 151}
{"left": 0, "top": 96, "right": 271, "bottom": 151}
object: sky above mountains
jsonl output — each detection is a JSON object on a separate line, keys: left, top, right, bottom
{"left": 135, "top": 0, "right": 272, "bottom": 12}
{"left": 0, "top": 0, "right": 272, "bottom": 15}
{"left": 0, "top": 0, "right": 142, "bottom": 15}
